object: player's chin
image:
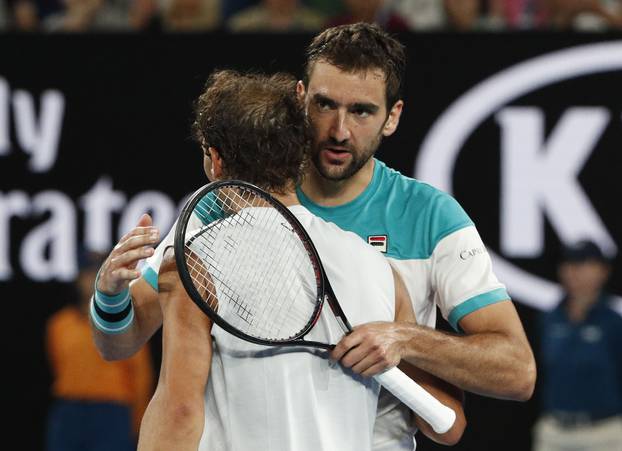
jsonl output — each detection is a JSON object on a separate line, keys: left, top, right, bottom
{"left": 322, "top": 168, "right": 351, "bottom": 181}
{"left": 317, "top": 159, "right": 353, "bottom": 181}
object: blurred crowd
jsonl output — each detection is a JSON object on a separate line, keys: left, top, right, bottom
{"left": 1, "top": 0, "right": 621, "bottom": 33}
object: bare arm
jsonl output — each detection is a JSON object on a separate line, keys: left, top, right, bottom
{"left": 137, "top": 250, "right": 212, "bottom": 451}
{"left": 402, "top": 300, "right": 536, "bottom": 400}
{"left": 332, "top": 299, "right": 536, "bottom": 401}
{"left": 127, "top": 343, "right": 156, "bottom": 437}
{"left": 91, "top": 214, "right": 163, "bottom": 360}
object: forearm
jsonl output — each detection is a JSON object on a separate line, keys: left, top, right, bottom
{"left": 138, "top": 382, "right": 205, "bottom": 451}
{"left": 401, "top": 322, "right": 535, "bottom": 400}
{"left": 138, "top": 340, "right": 208, "bottom": 451}
{"left": 398, "top": 360, "right": 465, "bottom": 445}
{"left": 333, "top": 300, "right": 536, "bottom": 401}
{"left": 92, "top": 321, "right": 148, "bottom": 361}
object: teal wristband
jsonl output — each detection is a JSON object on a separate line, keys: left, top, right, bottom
{"left": 91, "top": 286, "right": 134, "bottom": 334}
{"left": 94, "top": 287, "right": 130, "bottom": 313}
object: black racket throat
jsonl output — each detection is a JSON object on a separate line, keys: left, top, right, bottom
{"left": 174, "top": 180, "right": 353, "bottom": 350}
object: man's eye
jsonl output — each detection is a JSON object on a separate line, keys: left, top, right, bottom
{"left": 317, "top": 100, "right": 332, "bottom": 111}
{"left": 353, "top": 109, "right": 370, "bottom": 118}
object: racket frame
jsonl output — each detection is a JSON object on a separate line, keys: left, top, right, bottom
{"left": 174, "top": 180, "right": 347, "bottom": 349}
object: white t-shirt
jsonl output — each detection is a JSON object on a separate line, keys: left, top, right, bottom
{"left": 143, "top": 204, "right": 396, "bottom": 451}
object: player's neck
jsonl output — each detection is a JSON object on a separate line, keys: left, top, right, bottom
{"left": 300, "top": 159, "right": 375, "bottom": 207}
{"left": 271, "top": 190, "right": 300, "bottom": 207}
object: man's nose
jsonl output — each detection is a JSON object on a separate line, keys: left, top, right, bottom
{"left": 329, "top": 109, "right": 351, "bottom": 143}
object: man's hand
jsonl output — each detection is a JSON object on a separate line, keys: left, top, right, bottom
{"left": 91, "top": 213, "right": 162, "bottom": 361}
{"left": 97, "top": 213, "right": 159, "bottom": 295}
{"left": 330, "top": 321, "right": 412, "bottom": 377}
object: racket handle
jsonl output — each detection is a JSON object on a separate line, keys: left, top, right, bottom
{"left": 374, "top": 367, "right": 456, "bottom": 434}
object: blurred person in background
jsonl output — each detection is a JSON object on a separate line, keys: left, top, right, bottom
{"left": 41, "top": 0, "right": 100, "bottom": 30}
{"left": 390, "top": 0, "right": 446, "bottom": 30}
{"left": 304, "top": 0, "right": 344, "bottom": 17}
{"left": 444, "top": 0, "right": 512, "bottom": 30}
{"left": 220, "top": 0, "right": 254, "bottom": 21}
{"left": 9, "top": 0, "right": 40, "bottom": 30}
{"left": 227, "top": 0, "right": 325, "bottom": 32}
{"left": 161, "top": 0, "right": 219, "bottom": 31}
{"left": 533, "top": 240, "right": 622, "bottom": 451}
{"left": 500, "top": 0, "right": 548, "bottom": 28}
{"left": 128, "top": 0, "right": 162, "bottom": 31}
{"left": 444, "top": 0, "right": 483, "bottom": 29}
{"left": 328, "top": 0, "right": 410, "bottom": 32}
{"left": 17, "top": 0, "right": 64, "bottom": 23}
{"left": 392, "top": 0, "right": 504, "bottom": 30}
{"left": 543, "top": 0, "right": 622, "bottom": 29}
{"left": 45, "top": 250, "right": 154, "bottom": 451}
{"left": 42, "top": 0, "right": 141, "bottom": 31}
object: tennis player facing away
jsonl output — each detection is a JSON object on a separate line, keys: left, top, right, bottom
{"left": 128, "top": 70, "right": 465, "bottom": 451}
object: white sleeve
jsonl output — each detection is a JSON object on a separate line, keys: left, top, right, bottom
{"left": 140, "top": 213, "right": 204, "bottom": 292}
{"left": 432, "top": 225, "right": 509, "bottom": 331}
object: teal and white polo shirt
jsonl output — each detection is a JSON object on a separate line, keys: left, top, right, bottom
{"left": 297, "top": 158, "right": 509, "bottom": 332}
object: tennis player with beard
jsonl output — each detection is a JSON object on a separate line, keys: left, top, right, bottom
{"left": 90, "top": 69, "right": 465, "bottom": 451}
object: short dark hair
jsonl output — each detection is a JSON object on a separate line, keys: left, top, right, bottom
{"left": 192, "top": 70, "right": 311, "bottom": 193}
{"left": 303, "top": 22, "right": 406, "bottom": 109}
{"left": 560, "top": 239, "right": 610, "bottom": 265}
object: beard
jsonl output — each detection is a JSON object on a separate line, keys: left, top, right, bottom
{"left": 311, "top": 133, "right": 382, "bottom": 181}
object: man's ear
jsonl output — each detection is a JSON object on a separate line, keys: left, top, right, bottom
{"left": 382, "top": 100, "right": 404, "bottom": 137}
{"left": 208, "top": 147, "right": 224, "bottom": 179}
{"left": 296, "top": 80, "right": 306, "bottom": 101}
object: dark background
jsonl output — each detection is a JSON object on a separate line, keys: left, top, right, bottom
{"left": 2, "top": 32, "right": 622, "bottom": 450}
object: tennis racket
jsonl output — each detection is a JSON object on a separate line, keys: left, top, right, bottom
{"left": 174, "top": 180, "right": 456, "bottom": 434}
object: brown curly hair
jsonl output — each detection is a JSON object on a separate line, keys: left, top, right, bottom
{"left": 192, "top": 70, "right": 311, "bottom": 193}
{"left": 303, "top": 22, "right": 406, "bottom": 110}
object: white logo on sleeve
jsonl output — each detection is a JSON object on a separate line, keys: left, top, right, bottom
{"left": 459, "top": 247, "right": 487, "bottom": 260}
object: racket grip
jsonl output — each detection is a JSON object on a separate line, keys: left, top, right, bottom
{"left": 373, "top": 367, "right": 456, "bottom": 434}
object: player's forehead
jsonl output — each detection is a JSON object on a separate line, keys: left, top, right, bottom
{"left": 306, "top": 60, "right": 387, "bottom": 108}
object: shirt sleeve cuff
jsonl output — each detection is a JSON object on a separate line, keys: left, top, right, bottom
{"left": 447, "top": 288, "right": 510, "bottom": 332}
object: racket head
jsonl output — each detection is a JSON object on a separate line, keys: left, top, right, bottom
{"left": 174, "top": 180, "right": 327, "bottom": 346}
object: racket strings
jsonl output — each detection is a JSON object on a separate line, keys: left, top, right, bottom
{"left": 187, "top": 227, "right": 248, "bottom": 322}
{"left": 186, "top": 217, "right": 255, "bottom": 325}
{"left": 231, "top": 202, "right": 317, "bottom": 338}
{"left": 270, "top": 234, "right": 318, "bottom": 335}
{"left": 185, "top": 250, "right": 249, "bottom": 321}
{"left": 185, "top": 186, "right": 319, "bottom": 341}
